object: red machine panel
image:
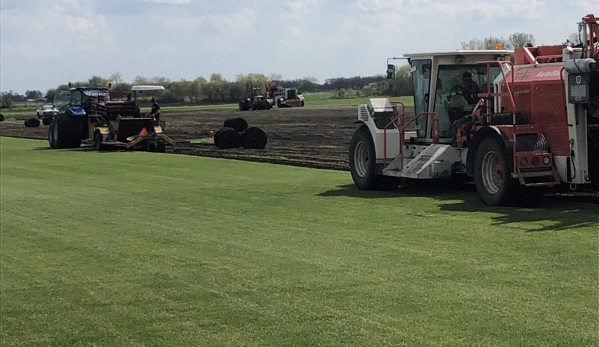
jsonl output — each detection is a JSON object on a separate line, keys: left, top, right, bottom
{"left": 502, "top": 65, "right": 570, "bottom": 156}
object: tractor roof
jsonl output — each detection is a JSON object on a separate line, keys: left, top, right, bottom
{"left": 403, "top": 50, "right": 514, "bottom": 60}
{"left": 70, "top": 87, "right": 109, "bottom": 91}
{"left": 131, "top": 85, "right": 165, "bottom": 91}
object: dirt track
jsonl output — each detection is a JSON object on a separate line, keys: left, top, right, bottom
{"left": 0, "top": 106, "right": 415, "bottom": 171}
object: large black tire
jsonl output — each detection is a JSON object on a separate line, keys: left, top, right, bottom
{"left": 93, "top": 132, "right": 106, "bottom": 151}
{"left": 42, "top": 117, "right": 52, "bottom": 126}
{"left": 0, "top": 114, "right": 4, "bottom": 122}
{"left": 48, "top": 123, "right": 56, "bottom": 148}
{"left": 239, "top": 101, "right": 247, "bottom": 111}
{"left": 52, "top": 114, "right": 82, "bottom": 149}
{"left": 241, "top": 127, "right": 268, "bottom": 149}
{"left": 145, "top": 140, "right": 157, "bottom": 152}
{"left": 156, "top": 140, "right": 166, "bottom": 153}
{"left": 24, "top": 118, "right": 40, "bottom": 128}
{"left": 214, "top": 127, "right": 242, "bottom": 149}
{"left": 349, "top": 125, "right": 399, "bottom": 190}
{"left": 474, "top": 137, "right": 519, "bottom": 206}
{"left": 223, "top": 117, "right": 248, "bottom": 132}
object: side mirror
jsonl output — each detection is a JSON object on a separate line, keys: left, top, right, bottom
{"left": 386, "top": 64, "right": 395, "bottom": 79}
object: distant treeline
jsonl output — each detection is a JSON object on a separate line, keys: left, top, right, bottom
{"left": 1, "top": 68, "right": 413, "bottom": 108}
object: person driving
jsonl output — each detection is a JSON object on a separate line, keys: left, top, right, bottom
{"left": 460, "top": 71, "right": 481, "bottom": 104}
{"left": 150, "top": 97, "right": 161, "bottom": 125}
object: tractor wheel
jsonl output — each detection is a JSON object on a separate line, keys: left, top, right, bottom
{"left": 42, "top": 117, "right": 52, "bottom": 126}
{"left": 48, "top": 123, "right": 56, "bottom": 148}
{"left": 349, "top": 125, "right": 398, "bottom": 190}
{"left": 241, "top": 127, "right": 268, "bottom": 149}
{"left": 156, "top": 141, "right": 166, "bottom": 153}
{"left": 474, "top": 137, "right": 518, "bottom": 206}
{"left": 300, "top": 101, "right": 304, "bottom": 107}
{"left": 0, "top": 114, "right": 4, "bottom": 122}
{"left": 239, "top": 101, "right": 246, "bottom": 111}
{"left": 94, "top": 132, "right": 106, "bottom": 151}
{"left": 145, "top": 140, "right": 157, "bottom": 152}
{"left": 53, "top": 114, "right": 82, "bottom": 149}
{"left": 214, "top": 127, "right": 242, "bottom": 149}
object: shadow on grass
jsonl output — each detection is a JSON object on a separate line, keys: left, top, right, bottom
{"left": 33, "top": 146, "right": 129, "bottom": 153}
{"left": 319, "top": 183, "right": 598, "bottom": 232}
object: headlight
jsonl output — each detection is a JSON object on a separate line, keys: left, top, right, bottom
{"left": 543, "top": 156, "right": 550, "bottom": 165}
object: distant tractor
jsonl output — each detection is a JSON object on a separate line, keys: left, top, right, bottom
{"left": 276, "top": 88, "right": 305, "bottom": 108}
{"left": 239, "top": 81, "right": 272, "bottom": 111}
{"left": 349, "top": 13, "right": 599, "bottom": 206}
{"left": 48, "top": 85, "right": 175, "bottom": 152}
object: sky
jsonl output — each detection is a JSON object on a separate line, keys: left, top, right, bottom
{"left": 1, "top": 0, "right": 598, "bottom": 94}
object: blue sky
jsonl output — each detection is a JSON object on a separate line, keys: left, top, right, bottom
{"left": 1, "top": 0, "right": 597, "bottom": 94}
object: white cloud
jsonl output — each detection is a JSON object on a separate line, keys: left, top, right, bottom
{"left": 140, "top": 0, "right": 191, "bottom": 4}
{"left": 1, "top": 0, "right": 595, "bottom": 93}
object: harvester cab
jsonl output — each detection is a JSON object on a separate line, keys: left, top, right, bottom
{"left": 349, "top": 13, "right": 599, "bottom": 206}
{"left": 48, "top": 84, "right": 175, "bottom": 152}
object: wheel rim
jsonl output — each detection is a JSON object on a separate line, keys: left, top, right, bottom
{"left": 354, "top": 141, "right": 369, "bottom": 177}
{"left": 481, "top": 150, "right": 502, "bottom": 194}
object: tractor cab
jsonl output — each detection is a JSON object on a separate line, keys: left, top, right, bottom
{"left": 388, "top": 50, "right": 513, "bottom": 142}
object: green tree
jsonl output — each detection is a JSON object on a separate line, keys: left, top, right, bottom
{"left": 1, "top": 92, "right": 14, "bottom": 109}
{"left": 45, "top": 88, "right": 57, "bottom": 103}
{"left": 567, "top": 32, "right": 581, "bottom": 45}
{"left": 88, "top": 75, "right": 110, "bottom": 87}
{"left": 109, "top": 72, "right": 123, "bottom": 85}
{"left": 190, "top": 77, "right": 207, "bottom": 101}
{"left": 508, "top": 33, "right": 535, "bottom": 48}
{"left": 150, "top": 76, "right": 170, "bottom": 86}
{"left": 133, "top": 76, "right": 150, "bottom": 85}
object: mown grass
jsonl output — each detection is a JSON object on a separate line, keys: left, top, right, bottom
{"left": 1, "top": 137, "right": 597, "bottom": 347}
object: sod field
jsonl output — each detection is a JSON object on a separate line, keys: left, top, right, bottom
{"left": 1, "top": 137, "right": 597, "bottom": 346}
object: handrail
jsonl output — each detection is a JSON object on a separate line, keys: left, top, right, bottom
{"left": 400, "top": 112, "right": 440, "bottom": 170}
{"left": 476, "top": 60, "right": 517, "bottom": 112}
{"left": 383, "top": 101, "right": 406, "bottom": 167}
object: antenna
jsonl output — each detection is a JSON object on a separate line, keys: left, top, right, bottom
{"left": 452, "top": 26, "right": 458, "bottom": 51}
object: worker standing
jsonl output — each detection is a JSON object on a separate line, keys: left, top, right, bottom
{"left": 150, "top": 97, "right": 161, "bottom": 125}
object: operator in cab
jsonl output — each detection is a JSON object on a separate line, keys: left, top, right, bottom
{"left": 150, "top": 97, "right": 161, "bottom": 125}
{"left": 460, "top": 72, "right": 481, "bottom": 104}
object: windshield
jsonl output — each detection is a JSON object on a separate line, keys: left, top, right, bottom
{"left": 411, "top": 59, "right": 432, "bottom": 138}
{"left": 53, "top": 90, "right": 71, "bottom": 109}
{"left": 433, "top": 65, "right": 500, "bottom": 138}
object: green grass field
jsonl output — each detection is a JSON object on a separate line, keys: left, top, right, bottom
{"left": 1, "top": 137, "right": 597, "bottom": 346}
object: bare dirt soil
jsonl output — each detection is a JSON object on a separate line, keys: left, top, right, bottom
{"left": 0, "top": 106, "right": 415, "bottom": 171}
